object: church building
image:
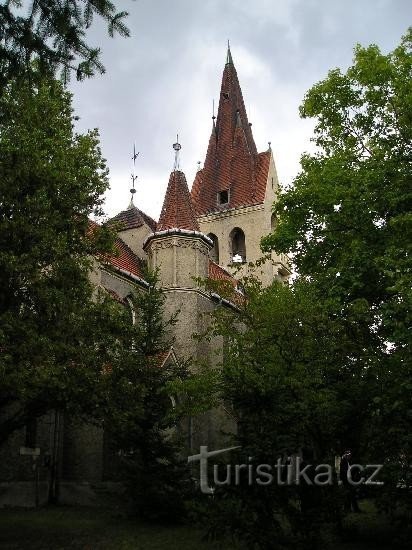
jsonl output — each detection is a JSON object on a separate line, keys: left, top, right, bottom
{"left": 0, "top": 46, "right": 290, "bottom": 507}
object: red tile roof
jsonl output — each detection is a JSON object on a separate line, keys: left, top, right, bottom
{"left": 102, "top": 287, "right": 125, "bottom": 304}
{"left": 106, "top": 237, "right": 145, "bottom": 280}
{"left": 208, "top": 259, "right": 237, "bottom": 285}
{"left": 208, "top": 260, "right": 244, "bottom": 307}
{"left": 109, "top": 205, "right": 157, "bottom": 232}
{"left": 158, "top": 170, "right": 200, "bottom": 231}
{"left": 191, "top": 52, "right": 270, "bottom": 216}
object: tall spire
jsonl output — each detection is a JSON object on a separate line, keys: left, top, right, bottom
{"left": 192, "top": 44, "right": 268, "bottom": 216}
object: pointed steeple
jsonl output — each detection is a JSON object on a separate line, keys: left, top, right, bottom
{"left": 191, "top": 45, "right": 267, "bottom": 216}
{"left": 158, "top": 170, "right": 200, "bottom": 231}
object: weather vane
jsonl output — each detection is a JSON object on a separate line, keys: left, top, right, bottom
{"left": 173, "top": 134, "right": 181, "bottom": 170}
{"left": 130, "top": 143, "right": 140, "bottom": 206}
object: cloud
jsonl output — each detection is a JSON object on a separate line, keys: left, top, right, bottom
{"left": 69, "top": 0, "right": 410, "bottom": 220}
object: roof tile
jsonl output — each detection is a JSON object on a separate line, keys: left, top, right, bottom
{"left": 191, "top": 53, "right": 270, "bottom": 216}
{"left": 158, "top": 170, "right": 200, "bottom": 231}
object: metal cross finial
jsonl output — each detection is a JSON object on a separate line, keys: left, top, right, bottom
{"left": 173, "top": 134, "right": 181, "bottom": 171}
{"left": 129, "top": 143, "right": 140, "bottom": 207}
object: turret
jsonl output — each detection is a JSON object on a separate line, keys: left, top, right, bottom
{"left": 143, "top": 168, "right": 212, "bottom": 288}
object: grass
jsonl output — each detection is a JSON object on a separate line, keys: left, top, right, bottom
{"left": 0, "top": 506, "right": 228, "bottom": 550}
{"left": 0, "top": 500, "right": 407, "bottom": 549}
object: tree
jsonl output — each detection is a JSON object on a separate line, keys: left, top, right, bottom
{"left": 102, "top": 269, "right": 192, "bottom": 522}
{"left": 187, "top": 277, "right": 373, "bottom": 549}
{"left": 262, "top": 29, "right": 412, "bottom": 522}
{"left": 0, "top": 0, "right": 131, "bottom": 83}
{"left": 0, "top": 73, "right": 123, "bottom": 445}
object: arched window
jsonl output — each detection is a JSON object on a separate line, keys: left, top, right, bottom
{"left": 207, "top": 233, "right": 219, "bottom": 263}
{"left": 229, "top": 227, "right": 246, "bottom": 263}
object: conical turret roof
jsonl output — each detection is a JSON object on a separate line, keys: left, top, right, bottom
{"left": 158, "top": 170, "right": 200, "bottom": 231}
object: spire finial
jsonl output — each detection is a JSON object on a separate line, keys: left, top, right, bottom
{"left": 197, "top": 160, "right": 201, "bottom": 172}
{"left": 129, "top": 142, "right": 139, "bottom": 208}
{"left": 268, "top": 141, "right": 272, "bottom": 151}
{"left": 226, "top": 40, "right": 233, "bottom": 65}
{"left": 173, "top": 134, "right": 181, "bottom": 171}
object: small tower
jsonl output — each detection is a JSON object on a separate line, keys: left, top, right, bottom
{"left": 143, "top": 168, "right": 212, "bottom": 288}
{"left": 143, "top": 141, "right": 213, "bottom": 362}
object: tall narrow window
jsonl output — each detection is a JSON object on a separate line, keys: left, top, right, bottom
{"left": 229, "top": 228, "right": 246, "bottom": 263}
{"left": 207, "top": 233, "right": 219, "bottom": 263}
{"left": 271, "top": 213, "right": 277, "bottom": 231}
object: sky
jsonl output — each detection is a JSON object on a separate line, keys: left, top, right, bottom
{"left": 69, "top": 0, "right": 411, "bottom": 221}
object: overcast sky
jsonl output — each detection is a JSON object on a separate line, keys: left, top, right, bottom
{"left": 70, "top": 0, "right": 410, "bottom": 221}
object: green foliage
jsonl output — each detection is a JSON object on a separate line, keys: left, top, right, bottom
{"left": 0, "top": 1, "right": 132, "bottom": 83}
{"left": 184, "top": 278, "right": 367, "bottom": 548}
{"left": 262, "top": 29, "right": 412, "bottom": 521}
{"left": 103, "top": 269, "right": 193, "bottom": 522}
{"left": 0, "top": 73, "right": 122, "bottom": 444}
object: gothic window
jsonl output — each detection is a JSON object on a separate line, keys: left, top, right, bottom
{"left": 207, "top": 233, "right": 219, "bottom": 263}
{"left": 230, "top": 227, "right": 246, "bottom": 263}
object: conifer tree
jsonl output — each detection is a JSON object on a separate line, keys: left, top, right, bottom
{"left": 0, "top": 0, "right": 131, "bottom": 84}
{"left": 103, "top": 269, "right": 192, "bottom": 522}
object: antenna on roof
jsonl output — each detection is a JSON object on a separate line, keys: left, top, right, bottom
{"left": 129, "top": 142, "right": 139, "bottom": 208}
{"left": 173, "top": 134, "right": 181, "bottom": 171}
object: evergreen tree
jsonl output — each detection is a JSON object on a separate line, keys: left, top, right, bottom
{"left": 0, "top": 0, "right": 131, "bottom": 84}
{"left": 103, "top": 269, "right": 192, "bottom": 522}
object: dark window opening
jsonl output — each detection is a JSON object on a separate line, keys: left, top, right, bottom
{"left": 271, "top": 213, "right": 276, "bottom": 231}
{"left": 218, "top": 190, "right": 229, "bottom": 205}
{"left": 207, "top": 233, "right": 219, "bottom": 263}
{"left": 230, "top": 227, "right": 246, "bottom": 263}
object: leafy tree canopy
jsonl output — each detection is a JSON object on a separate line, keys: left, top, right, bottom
{"left": 262, "top": 28, "right": 412, "bottom": 352}
{"left": 0, "top": 73, "right": 121, "bottom": 445}
{"left": 262, "top": 29, "right": 412, "bottom": 521}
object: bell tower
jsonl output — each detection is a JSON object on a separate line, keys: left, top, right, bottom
{"left": 191, "top": 45, "right": 290, "bottom": 284}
